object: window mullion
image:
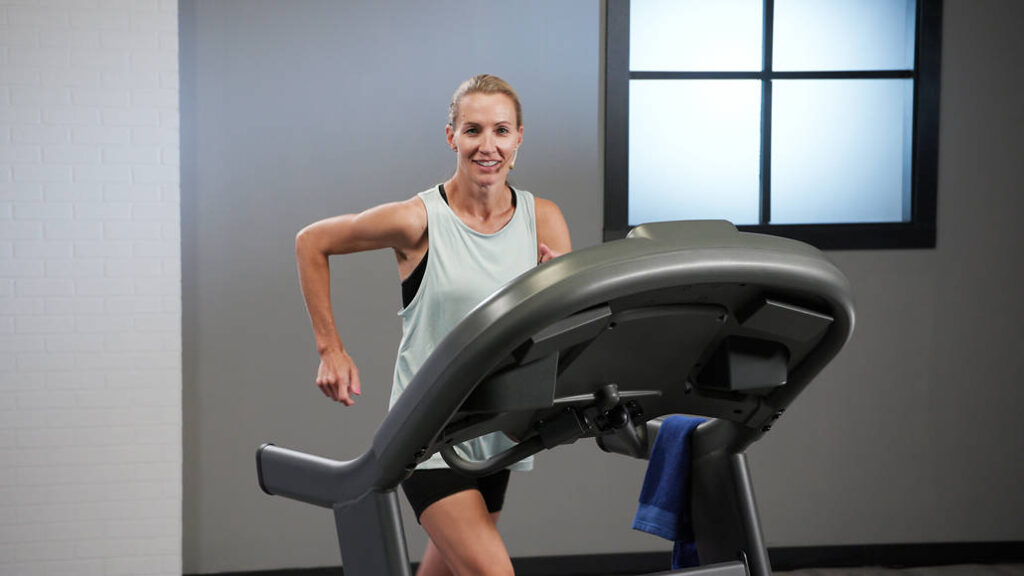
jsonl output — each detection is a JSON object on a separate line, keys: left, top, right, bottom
{"left": 760, "top": 0, "right": 775, "bottom": 225}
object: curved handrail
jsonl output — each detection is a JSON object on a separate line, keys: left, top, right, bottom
{"left": 374, "top": 223, "right": 854, "bottom": 483}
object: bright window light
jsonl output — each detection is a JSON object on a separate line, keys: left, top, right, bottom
{"left": 771, "top": 79, "right": 914, "bottom": 224}
{"left": 629, "top": 80, "right": 762, "bottom": 225}
{"left": 630, "top": 0, "right": 763, "bottom": 72}
{"left": 773, "top": 0, "right": 917, "bottom": 71}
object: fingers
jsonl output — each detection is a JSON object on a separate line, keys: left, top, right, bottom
{"left": 316, "top": 373, "right": 345, "bottom": 403}
{"left": 538, "top": 243, "right": 553, "bottom": 263}
{"left": 349, "top": 364, "right": 362, "bottom": 397}
{"left": 316, "top": 377, "right": 332, "bottom": 399}
{"left": 539, "top": 243, "right": 563, "bottom": 264}
{"left": 317, "top": 375, "right": 355, "bottom": 405}
{"left": 316, "top": 353, "right": 360, "bottom": 406}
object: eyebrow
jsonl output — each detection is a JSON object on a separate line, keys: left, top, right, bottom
{"left": 461, "top": 120, "right": 514, "bottom": 128}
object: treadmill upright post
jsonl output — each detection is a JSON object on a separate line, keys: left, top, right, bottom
{"left": 333, "top": 490, "right": 412, "bottom": 576}
{"left": 691, "top": 448, "right": 771, "bottom": 576}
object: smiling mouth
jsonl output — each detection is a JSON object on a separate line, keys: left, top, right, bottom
{"left": 474, "top": 160, "right": 500, "bottom": 167}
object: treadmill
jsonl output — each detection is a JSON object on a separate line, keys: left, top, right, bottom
{"left": 257, "top": 220, "right": 855, "bottom": 576}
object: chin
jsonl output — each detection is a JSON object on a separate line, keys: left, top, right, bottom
{"left": 472, "top": 171, "right": 505, "bottom": 185}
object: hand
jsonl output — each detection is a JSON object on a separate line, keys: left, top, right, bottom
{"left": 316, "top": 348, "right": 362, "bottom": 406}
{"left": 538, "top": 243, "right": 565, "bottom": 264}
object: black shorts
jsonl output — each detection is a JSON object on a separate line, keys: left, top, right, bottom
{"left": 401, "top": 468, "right": 511, "bottom": 523}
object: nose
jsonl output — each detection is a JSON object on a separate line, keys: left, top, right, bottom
{"left": 480, "top": 130, "right": 497, "bottom": 153}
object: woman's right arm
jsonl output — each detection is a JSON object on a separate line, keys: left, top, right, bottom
{"left": 295, "top": 198, "right": 426, "bottom": 405}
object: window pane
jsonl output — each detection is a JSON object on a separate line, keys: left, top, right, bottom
{"left": 630, "top": 0, "right": 762, "bottom": 72}
{"left": 771, "top": 79, "right": 913, "bottom": 224}
{"left": 629, "top": 80, "right": 762, "bottom": 226}
{"left": 773, "top": 0, "right": 916, "bottom": 71}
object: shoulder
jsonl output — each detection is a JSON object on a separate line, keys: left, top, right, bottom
{"left": 396, "top": 193, "right": 428, "bottom": 222}
{"left": 511, "top": 188, "right": 558, "bottom": 217}
{"left": 533, "top": 196, "right": 565, "bottom": 224}
{"left": 531, "top": 195, "right": 571, "bottom": 252}
{"left": 345, "top": 194, "right": 427, "bottom": 251}
{"left": 389, "top": 194, "right": 428, "bottom": 245}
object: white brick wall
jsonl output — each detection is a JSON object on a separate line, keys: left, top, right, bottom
{"left": 0, "top": 1, "right": 181, "bottom": 575}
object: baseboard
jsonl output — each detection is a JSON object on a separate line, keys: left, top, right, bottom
{"left": 512, "top": 551, "right": 672, "bottom": 575}
{"left": 769, "top": 541, "right": 1024, "bottom": 571}
{"left": 194, "top": 541, "right": 1024, "bottom": 575}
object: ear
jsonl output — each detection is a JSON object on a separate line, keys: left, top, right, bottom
{"left": 445, "top": 124, "right": 456, "bottom": 151}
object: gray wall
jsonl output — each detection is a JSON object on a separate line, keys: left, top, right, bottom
{"left": 181, "top": 0, "right": 1024, "bottom": 573}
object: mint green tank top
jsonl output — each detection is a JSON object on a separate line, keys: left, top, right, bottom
{"left": 390, "top": 184, "right": 538, "bottom": 471}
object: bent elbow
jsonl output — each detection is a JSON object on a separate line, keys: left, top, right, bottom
{"left": 295, "top": 225, "right": 317, "bottom": 260}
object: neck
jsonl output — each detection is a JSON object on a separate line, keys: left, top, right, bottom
{"left": 444, "top": 173, "right": 512, "bottom": 220}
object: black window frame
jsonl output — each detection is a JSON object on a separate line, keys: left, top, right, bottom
{"left": 604, "top": 0, "right": 943, "bottom": 249}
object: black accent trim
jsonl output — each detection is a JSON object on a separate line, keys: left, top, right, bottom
{"left": 738, "top": 221, "right": 936, "bottom": 250}
{"left": 607, "top": 220, "right": 937, "bottom": 249}
{"left": 604, "top": 0, "right": 630, "bottom": 241}
{"left": 762, "top": 0, "right": 774, "bottom": 75}
{"left": 189, "top": 542, "right": 1024, "bottom": 575}
{"left": 912, "top": 0, "right": 943, "bottom": 250}
{"left": 759, "top": 0, "right": 774, "bottom": 225}
{"left": 631, "top": 70, "right": 914, "bottom": 80}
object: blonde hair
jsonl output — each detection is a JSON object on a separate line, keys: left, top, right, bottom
{"left": 447, "top": 74, "right": 523, "bottom": 129}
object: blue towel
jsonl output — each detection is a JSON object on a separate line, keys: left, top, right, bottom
{"left": 632, "top": 415, "right": 707, "bottom": 569}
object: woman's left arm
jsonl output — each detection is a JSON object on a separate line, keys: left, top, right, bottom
{"left": 535, "top": 197, "right": 572, "bottom": 263}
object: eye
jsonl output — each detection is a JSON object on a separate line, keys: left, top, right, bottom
{"left": 497, "top": 126, "right": 511, "bottom": 134}
{"left": 464, "top": 127, "right": 479, "bottom": 135}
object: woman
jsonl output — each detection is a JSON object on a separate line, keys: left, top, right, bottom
{"left": 295, "top": 75, "right": 572, "bottom": 576}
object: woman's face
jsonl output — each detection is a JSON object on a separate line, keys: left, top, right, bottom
{"left": 447, "top": 92, "right": 523, "bottom": 186}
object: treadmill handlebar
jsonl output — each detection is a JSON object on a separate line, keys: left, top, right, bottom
{"left": 256, "top": 443, "right": 379, "bottom": 509}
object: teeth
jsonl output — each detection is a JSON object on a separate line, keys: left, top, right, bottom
{"left": 476, "top": 161, "right": 499, "bottom": 167}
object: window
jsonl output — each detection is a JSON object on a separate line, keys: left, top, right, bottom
{"left": 605, "top": 0, "right": 942, "bottom": 249}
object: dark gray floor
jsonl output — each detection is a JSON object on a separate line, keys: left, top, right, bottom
{"left": 777, "top": 564, "right": 1024, "bottom": 575}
